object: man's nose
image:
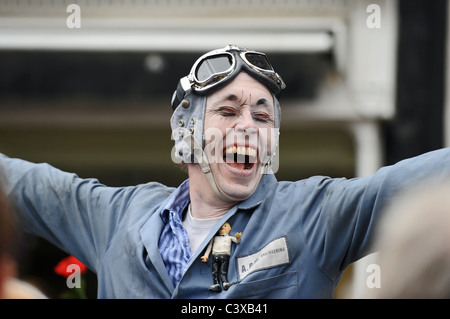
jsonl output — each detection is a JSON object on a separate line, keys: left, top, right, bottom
{"left": 235, "top": 108, "right": 257, "bottom": 133}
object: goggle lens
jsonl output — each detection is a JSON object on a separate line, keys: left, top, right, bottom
{"left": 195, "top": 54, "right": 233, "bottom": 82}
{"left": 243, "top": 52, "right": 273, "bottom": 71}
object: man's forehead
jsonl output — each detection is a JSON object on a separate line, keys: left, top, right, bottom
{"left": 207, "top": 72, "right": 273, "bottom": 103}
{"left": 212, "top": 93, "right": 273, "bottom": 107}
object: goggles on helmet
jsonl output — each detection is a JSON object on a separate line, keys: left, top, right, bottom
{"left": 172, "top": 45, "right": 285, "bottom": 110}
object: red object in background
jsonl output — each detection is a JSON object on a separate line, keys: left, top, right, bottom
{"left": 54, "top": 255, "right": 87, "bottom": 278}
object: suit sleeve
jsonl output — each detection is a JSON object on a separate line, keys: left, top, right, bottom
{"left": 0, "top": 153, "right": 137, "bottom": 272}
{"left": 299, "top": 148, "right": 450, "bottom": 280}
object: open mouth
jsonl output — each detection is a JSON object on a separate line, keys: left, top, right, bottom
{"left": 223, "top": 145, "right": 258, "bottom": 170}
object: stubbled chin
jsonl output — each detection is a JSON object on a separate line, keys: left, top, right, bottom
{"left": 213, "top": 163, "right": 262, "bottom": 200}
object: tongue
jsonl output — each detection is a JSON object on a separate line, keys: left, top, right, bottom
{"left": 227, "top": 162, "right": 247, "bottom": 170}
{"left": 224, "top": 153, "right": 255, "bottom": 170}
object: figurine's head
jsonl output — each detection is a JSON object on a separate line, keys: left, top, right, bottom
{"left": 218, "top": 222, "right": 231, "bottom": 235}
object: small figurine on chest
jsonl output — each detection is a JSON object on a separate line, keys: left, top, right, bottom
{"left": 201, "top": 222, "right": 242, "bottom": 292}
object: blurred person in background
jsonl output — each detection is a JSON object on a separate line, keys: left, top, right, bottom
{"left": 0, "top": 180, "right": 15, "bottom": 298}
{"left": 0, "top": 176, "right": 46, "bottom": 299}
{"left": 1, "top": 45, "right": 450, "bottom": 298}
{"left": 367, "top": 180, "right": 450, "bottom": 298}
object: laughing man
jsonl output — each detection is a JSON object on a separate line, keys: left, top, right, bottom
{"left": 1, "top": 45, "right": 450, "bottom": 298}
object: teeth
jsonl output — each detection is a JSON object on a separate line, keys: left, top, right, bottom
{"left": 224, "top": 146, "right": 257, "bottom": 158}
{"left": 225, "top": 146, "right": 237, "bottom": 155}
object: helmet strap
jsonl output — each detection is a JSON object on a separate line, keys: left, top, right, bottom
{"left": 184, "top": 134, "right": 235, "bottom": 203}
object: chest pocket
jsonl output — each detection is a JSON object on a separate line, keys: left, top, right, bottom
{"left": 221, "top": 236, "right": 297, "bottom": 298}
{"left": 222, "top": 271, "right": 298, "bottom": 299}
{"left": 236, "top": 236, "right": 290, "bottom": 280}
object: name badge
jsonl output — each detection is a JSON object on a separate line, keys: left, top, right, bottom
{"left": 237, "top": 236, "right": 290, "bottom": 280}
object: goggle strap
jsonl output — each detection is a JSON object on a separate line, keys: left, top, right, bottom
{"left": 172, "top": 77, "right": 192, "bottom": 110}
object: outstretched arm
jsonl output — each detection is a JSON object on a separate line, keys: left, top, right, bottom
{"left": 0, "top": 154, "right": 163, "bottom": 272}
{"left": 299, "top": 148, "right": 450, "bottom": 279}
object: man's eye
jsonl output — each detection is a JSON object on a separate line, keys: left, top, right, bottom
{"left": 253, "top": 113, "right": 271, "bottom": 122}
{"left": 219, "top": 107, "right": 238, "bottom": 117}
